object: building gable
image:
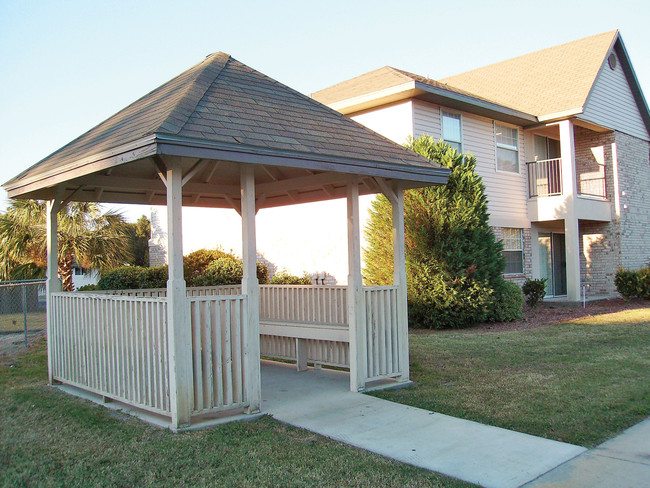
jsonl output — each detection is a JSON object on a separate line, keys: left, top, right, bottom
{"left": 581, "top": 43, "right": 650, "bottom": 141}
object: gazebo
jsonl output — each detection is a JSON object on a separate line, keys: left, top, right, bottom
{"left": 3, "top": 53, "right": 448, "bottom": 430}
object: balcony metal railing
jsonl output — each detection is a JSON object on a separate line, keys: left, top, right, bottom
{"left": 527, "top": 158, "right": 607, "bottom": 199}
{"left": 527, "top": 158, "right": 562, "bottom": 198}
{"left": 577, "top": 159, "right": 607, "bottom": 198}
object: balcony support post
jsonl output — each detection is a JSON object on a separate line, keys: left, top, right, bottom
{"left": 559, "top": 120, "right": 581, "bottom": 301}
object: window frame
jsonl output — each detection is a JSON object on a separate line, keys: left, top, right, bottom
{"left": 494, "top": 122, "right": 520, "bottom": 174}
{"left": 441, "top": 109, "right": 463, "bottom": 153}
{"left": 501, "top": 227, "right": 524, "bottom": 275}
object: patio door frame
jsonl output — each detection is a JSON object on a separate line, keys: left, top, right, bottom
{"left": 538, "top": 232, "right": 568, "bottom": 297}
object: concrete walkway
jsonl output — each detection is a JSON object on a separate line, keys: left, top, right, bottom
{"left": 261, "top": 361, "right": 586, "bottom": 488}
{"left": 523, "top": 418, "right": 650, "bottom": 488}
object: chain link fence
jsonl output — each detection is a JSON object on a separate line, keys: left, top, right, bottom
{"left": 0, "top": 279, "right": 47, "bottom": 348}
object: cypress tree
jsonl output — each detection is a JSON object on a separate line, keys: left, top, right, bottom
{"left": 364, "top": 136, "right": 510, "bottom": 328}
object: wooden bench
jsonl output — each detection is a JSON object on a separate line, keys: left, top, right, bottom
{"left": 260, "top": 320, "right": 349, "bottom": 371}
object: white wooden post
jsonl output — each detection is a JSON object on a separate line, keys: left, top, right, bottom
{"left": 296, "top": 338, "right": 308, "bottom": 372}
{"left": 391, "top": 188, "right": 410, "bottom": 381}
{"left": 241, "top": 164, "right": 261, "bottom": 413}
{"left": 559, "top": 119, "right": 581, "bottom": 301}
{"left": 347, "top": 179, "right": 367, "bottom": 391}
{"left": 46, "top": 197, "right": 62, "bottom": 385}
{"left": 166, "top": 163, "right": 192, "bottom": 429}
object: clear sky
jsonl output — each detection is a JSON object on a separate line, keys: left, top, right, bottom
{"left": 1, "top": 0, "right": 649, "bottom": 221}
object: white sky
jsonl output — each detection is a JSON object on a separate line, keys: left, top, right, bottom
{"left": 1, "top": 0, "right": 649, "bottom": 222}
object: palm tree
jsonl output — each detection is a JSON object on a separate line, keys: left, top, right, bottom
{"left": 0, "top": 200, "right": 132, "bottom": 290}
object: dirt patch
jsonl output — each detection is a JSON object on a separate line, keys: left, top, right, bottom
{"left": 0, "top": 330, "right": 46, "bottom": 360}
{"left": 413, "top": 298, "right": 649, "bottom": 334}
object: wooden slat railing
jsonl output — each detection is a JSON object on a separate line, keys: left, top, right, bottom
{"left": 259, "top": 285, "right": 348, "bottom": 324}
{"left": 50, "top": 293, "right": 170, "bottom": 415}
{"left": 364, "top": 286, "right": 402, "bottom": 381}
{"left": 188, "top": 295, "right": 248, "bottom": 414}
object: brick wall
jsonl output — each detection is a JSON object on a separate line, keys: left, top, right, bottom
{"left": 491, "top": 226, "right": 532, "bottom": 286}
{"left": 572, "top": 128, "right": 649, "bottom": 294}
{"left": 574, "top": 126, "right": 615, "bottom": 199}
{"left": 579, "top": 221, "right": 620, "bottom": 296}
{"left": 615, "top": 131, "right": 650, "bottom": 270}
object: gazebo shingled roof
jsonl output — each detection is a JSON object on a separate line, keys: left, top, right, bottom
{"left": 3, "top": 53, "right": 448, "bottom": 208}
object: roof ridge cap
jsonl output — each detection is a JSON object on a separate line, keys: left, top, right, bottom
{"left": 158, "top": 53, "right": 231, "bottom": 136}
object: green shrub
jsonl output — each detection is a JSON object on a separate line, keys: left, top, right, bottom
{"left": 522, "top": 278, "right": 547, "bottom": 307}
{"left": 76, "top": 284, "right": 99, "bottom": 292}
{"left": 615, "top": 267, "right": 650, "bottom": 299}
{"left": 270, "top": 271, "right": 312, "bottom": 285}
{"left": 256, "top": 262, "right": 270, "bottom": 285}
{"left": 489, "top": 280, "right": 523, "bottom": 322}
{"left": 184, "top": 248, "right": 238, "bottom": 283}
{"left": 98, "top": 266, "right": 147, "bottom": 290}
{"left": 140, "top": 265, "right": 168, "bottom": 288}
{"left": 407, "top": 260, "right": 494, "bottom": 329}
{"left": 192, "top": 258, "right": 243, "bottom": 286}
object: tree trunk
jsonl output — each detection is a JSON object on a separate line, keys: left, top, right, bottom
{"left": 59, "top": 253, "right": 74, "bottom": 292}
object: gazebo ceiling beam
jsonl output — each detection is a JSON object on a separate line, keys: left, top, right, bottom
{"left": 261, "top": 165, "right": 284, "bottom": 182}
{"left": 153, "top": 155, "right": 168, "bottom": 187}
{"left": 181, "top": 159, "right": 207, "bottom": 186}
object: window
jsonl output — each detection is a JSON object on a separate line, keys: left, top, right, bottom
{"left": 502, "top": 228, "right": 524, "bottom": 274}
{"left": 495, "top": 123, "right": 519, "bottom": 172}
{"left": 442, "top": 110, "right": 462, "bottom": 152}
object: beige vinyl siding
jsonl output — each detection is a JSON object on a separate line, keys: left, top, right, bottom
{"left": 350, "top": 100, "right": 414, "bottom": 147}
{"left": 413, "top": 100, "right": 529, "bottom": 228}
{"left": 581, "top": 52, "right": 649, "bottom": 141}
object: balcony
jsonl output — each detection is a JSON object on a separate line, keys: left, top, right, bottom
{"left": 527, "top": 158, "right": 607, "bottom": 199}
{"left": 527, "top": 157, "right": 610, "bottom": 223}
{"left": 527, "top": 158, "right": 562, "bottom": 197}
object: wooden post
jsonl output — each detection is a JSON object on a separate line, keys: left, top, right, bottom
{"left": 296, "top": 338, "right": 308, "bottom": 372}
{"left": 347, "top": 179, "right": 367, "bottom": 391}
{"left": 166, "top": 163, "right": 192, "bottom": 429}
{"left": 241, "top": 164, "right": 261, "bottom": 413}
{"left": 392, "top": 188, "right": 410, "bottom": 381}
{"left": 46, "top": 197, "right": 62, "bottom": 385}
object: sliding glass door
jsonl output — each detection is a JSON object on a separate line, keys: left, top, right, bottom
{"left": 538, "top": 232, "right": 567, "bottom": 297}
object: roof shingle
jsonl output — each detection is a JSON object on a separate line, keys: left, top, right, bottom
{"left": 6, "top": 53, "right": 439, "bottom": 189}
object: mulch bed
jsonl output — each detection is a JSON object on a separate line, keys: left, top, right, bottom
{"left": 413, "top": 298, "right": 649, "bottom": 334}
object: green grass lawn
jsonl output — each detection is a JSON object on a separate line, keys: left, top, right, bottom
{"left": 0, "top": 312, "right": 46, "bottom": 332}
{"left": 372, "top": 308, "right": 650, "bottom": 448}
{"left": 0, "top": 340, "right": 474, "bottom": 488}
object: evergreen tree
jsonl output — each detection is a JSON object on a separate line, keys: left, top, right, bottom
{"left": 364, "top": 136, "right": 509, "bottom": 328}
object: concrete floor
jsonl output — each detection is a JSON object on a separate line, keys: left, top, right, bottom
{"left": 261, "top": 360, "right": 586, "bottom": 488}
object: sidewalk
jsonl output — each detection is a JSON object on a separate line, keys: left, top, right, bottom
{"left": 262, "top": 361, "right": 586, "bottom": 488}
{"left": 523, "top": 417, "right": 650, "bottom": 488}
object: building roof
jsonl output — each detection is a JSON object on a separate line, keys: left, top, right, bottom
{"left": 440, "top": 30, "right": 619, "bottom": 118}
{"left": 4, "top": 53, "right": 447, "bottom": 204}
{"left": 312, "top": 30, "right": 650, "bottom": 135}
{"left": 311, "top": 66, "right": 536, "bottom": 126}
{"left": 312, "top": 66, "right": 493, "bottom": 106}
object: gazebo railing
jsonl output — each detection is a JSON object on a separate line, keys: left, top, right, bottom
{"left": 364, "top": 286, "right": 402, "bottom": 380}
{"left": 189, "top": 295, "right": 249, "bottom": 414}
{"left": 54, "top": 284, "right": 405, "bottom": 421}
{"left": 50, "top": 293, "right": 171, "bottom": 415}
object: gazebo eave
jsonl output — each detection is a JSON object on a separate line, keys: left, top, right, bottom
{"left": 4, "top": 134, "right": 449, "bottom": 210}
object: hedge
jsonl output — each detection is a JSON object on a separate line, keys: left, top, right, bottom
{"left": 615, "top": 267, "right": 650, "bottom": 299}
